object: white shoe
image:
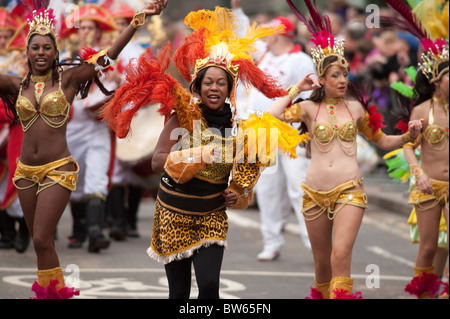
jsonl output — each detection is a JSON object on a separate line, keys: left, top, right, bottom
{"left": 257, "top": 250, "right": 280, "bottom": 262}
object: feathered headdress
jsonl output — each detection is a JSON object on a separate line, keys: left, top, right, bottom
{"left": 381, "top": 0, "right": 449, "bottom": 83}
{"left": 101, "top": 7, "right": 288, "bottom": 137}
{"left": 100, "top": 7, "right": 304, "bottom": 161}
{"left": 286, "top": 0, "right": 348, "bottom": 76}
{"left": 173, "top": 7, "right": 288, "bottom": 108}
{"left": 21, "top": 0, "right": 57, "bottom": 45}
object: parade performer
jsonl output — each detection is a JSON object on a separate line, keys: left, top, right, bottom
{"left": 267, "top": 0, "right": 422, "bottom": 299}
{"left": 380, "top": 0, "right": 449, "bottom": 299}
{"left": 100, "top": 6, "right": 305, "bottom": 299}
{"left": 0, "top": 0, "right": 167, "bottom": 299}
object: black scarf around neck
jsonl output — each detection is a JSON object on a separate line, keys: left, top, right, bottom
{"left": 200, "top": 104, "right": 233, "bottom": 130}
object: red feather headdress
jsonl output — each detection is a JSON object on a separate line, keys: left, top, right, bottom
{"left": 101, "top": 7, "right": 289, "bottom": 137}
{"left": 173, "top": 7, "right": 288, "bottom": 111}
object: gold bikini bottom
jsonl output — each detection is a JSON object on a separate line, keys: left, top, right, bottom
{"left": 409, "top": 178, "right": 449, "bottom": 210}
{"left": 302, "top": 179, "right": 368, "bottom": 221}
{"left": 13, "top": 156, "right": 79, "bottom": 194}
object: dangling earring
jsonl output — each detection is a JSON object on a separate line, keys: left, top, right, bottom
{"left": 320, "top": 86, "right": 325, "bottom": 99}
{"left": 189, "top": 95, "right": 202, "bottom": 111}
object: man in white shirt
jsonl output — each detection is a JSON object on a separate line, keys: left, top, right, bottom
{"left": 247, "top": 16, "right": 316, "bottom": 261}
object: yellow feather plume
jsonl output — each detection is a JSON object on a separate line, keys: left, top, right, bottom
{"left": 184, "top": 7, "right": 285, "bottom": 63}
{"left": 236, "top": 113, "right": 308, "bottom": 166}
{"left": 412, "top": 0, "right": 449, "bottom": 39}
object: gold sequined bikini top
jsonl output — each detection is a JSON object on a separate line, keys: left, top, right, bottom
{"left": 313, "top": 120, "right": 358, "bottom": 143}
{"left": 423, "top": 96, "right": 449, "bottom": 149}
{"left": 15, "top": 72, "right": 70, "bottom": 132}
{"left": 313, "top": 98, "right": 357, "bottom": 155}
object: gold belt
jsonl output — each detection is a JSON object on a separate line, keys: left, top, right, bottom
{"left": 409, "top": 178, "right": 449, "bottom": 210}
{"left": 302, "top": 179, "right": 368, "bottom": 221}
{"left": 13, "top": 156, "right": 79, "bottom": 194}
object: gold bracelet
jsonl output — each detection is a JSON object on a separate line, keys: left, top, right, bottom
{"left": 131, "top": 11, "right": 146, "bottom": 29}
{"left": 402, "top": 131, "right": 416, "bottom": 144}
{"left": 410, "top": 164, "right": 423, "bottom": 178}
{"left": 287, "top": 85, "right": 301, "bottom": 101}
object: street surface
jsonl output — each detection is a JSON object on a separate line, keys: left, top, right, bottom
{"left": 0, "top": 187, "right": 422, "bottom": 300}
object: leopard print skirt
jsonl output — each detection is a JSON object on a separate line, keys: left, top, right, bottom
{"left": 147, "top": 199, "right": 229, "bottom": 264}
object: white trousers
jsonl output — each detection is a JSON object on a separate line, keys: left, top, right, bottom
{"left": 255, "top": 147, "right": 311, "bottom": 252}
{"left": 67, "top": 103, "right": 111, "bottom": 201}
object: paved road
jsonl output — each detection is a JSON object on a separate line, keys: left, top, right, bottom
{"left": 0, "top": 192, "right": 424, "bottom": 300}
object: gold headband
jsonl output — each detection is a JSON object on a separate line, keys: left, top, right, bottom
{"left": 311, "top": 38, "right": 349, "bottom": 77}
{"left": 193, "top": 43, "right": 239, "bottom": 81}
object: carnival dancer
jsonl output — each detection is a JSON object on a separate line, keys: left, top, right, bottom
{"left": 0, "top": 0, "right": 167, "bottom": 299}
{"left": 100, "top": 7, "right": 305, "bottom": 299}
{"left": 268, "top": 0, "right": 423, "bottom": 299}
{"left": 380, "top": 0, "right": 449, "bottom": 299}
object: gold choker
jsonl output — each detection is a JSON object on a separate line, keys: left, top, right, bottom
{"left": 432, "top": 95, "right": 449, "bottom": 109}
{"left": 30, "top": 71, "right": 53, "bottom": 83}
{"left": 323, "top": 97, "right": 343, "bottom": 105}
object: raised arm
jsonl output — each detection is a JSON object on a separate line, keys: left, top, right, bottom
{"left": 66, "top": 0, "right": 168, "bottom": 91}
{"left": 0, "top": 74, "right": 22, "bottom": 96}
{"left": 268, "top": 73, "right": 320, "bottom": 120}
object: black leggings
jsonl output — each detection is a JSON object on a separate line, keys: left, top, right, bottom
{"left": 164, "top": 244, "right": 224, "bottom": 299}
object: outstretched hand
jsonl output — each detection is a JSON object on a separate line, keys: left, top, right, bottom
{"left": 295, "top": 73, "right": 321, "bottom": 92}
{"left": 142, "top": 0, "right": 168, "bottom": 16}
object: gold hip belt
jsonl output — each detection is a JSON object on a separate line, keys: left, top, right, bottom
{"left": 409, "top": 178, "right": 449, "bottom": 210}
{"left": 302, "top": 179, "right": 368, "bottom": 221}
{"left": 13, "top": 156, "right": 79, "bottom": 194}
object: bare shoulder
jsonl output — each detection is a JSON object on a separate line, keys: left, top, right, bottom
{"left": 299, "top": 100, "right": 316, "bottom": 119}
{"left": 410, "top": 100, "right": 428, "bottom": 120}
{"left": 346, "top": 98, "right": 369, "bottom": 119}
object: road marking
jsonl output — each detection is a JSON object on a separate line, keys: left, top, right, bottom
{"left": 366, "top": 246, "right": 415, "bottom": 267}
{"left": 362, "top": 214, "right": 411, "bottom": 240}
{"left": 227, "top": 211, "right": 300, "bottom": 235}
{"left": 0, "top": 267, "right": 411, "bottom": 281}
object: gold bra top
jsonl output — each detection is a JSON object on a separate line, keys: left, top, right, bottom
{"left": 423, "top": 97, "right": 449, "bottom": 148}
{"left": 312, "top": 98, "right": 358, "bottom": 156}
{"left": 313, "top": 120, "right": 358, "bottom": 144}
{"left": 15, "top": 73, "right": 70, "bottom": 132}
{"left": 313, "top": 98, "right": 357, "bottom": 144}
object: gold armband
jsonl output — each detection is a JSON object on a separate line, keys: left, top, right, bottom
{"left": 402, "top": 131, "right": 416, "bottom": 144}
{"left": 131, "top": 11, "right": 146, "bottom": 29}
{"left": 403, "top": 142, "right": 415, "bottom": 150}
{"left": 287, "top": 85, "right": 301, "bottom": 101}
{"left": 372, "top": 129, "right": 385, "bottom": 143}
{"left": 284, "top": 103, "right": 303, "bottom": 123}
